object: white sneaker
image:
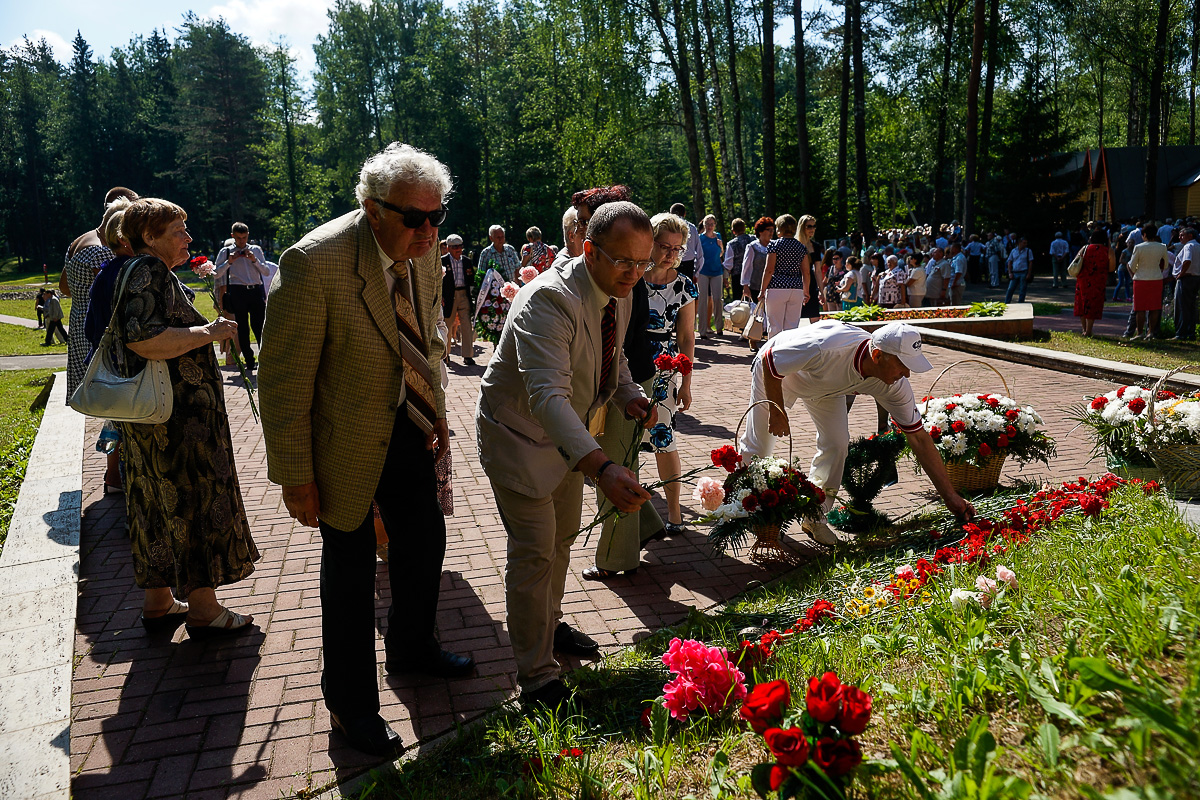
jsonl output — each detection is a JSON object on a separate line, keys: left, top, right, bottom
{"left": 801, "top": 518, "right": 840, "bottom": 546}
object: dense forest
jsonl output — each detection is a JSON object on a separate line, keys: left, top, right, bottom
{"left": 0, "top": 0, "right": 1192, "bottom": 265}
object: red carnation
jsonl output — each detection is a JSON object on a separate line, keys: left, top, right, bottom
{"left": 760, "top": 488, "right": 780, "bottom": 508}
{"left": 979, "top": 442, "right": 992, "bottom": 457}
{"left": 805, "top": 672, "right": 844, "bottom": 723}
{"left": 814, "top": 486, "right": 826, "bottom": 505}
{"left": 1157, "top": 390, "right": 1177, "bottom": 400}
{"left": 742, "top": 494, "right": 760, "bottom": 512}
{"left": 1079, "top": 494, "right": 1104, "bottom": 517}
{"left": 987, "top": 397, "right": 1000, "bottom": 407}
{"left": 996, "top": 434, "right": 1009, "bottom": 448}
{"left": 929, "top": 425, "right": 942, "bottom": 440}
{"left": 950, "top": 420, "right": 967, "bottom": 433}
{"left": 945, "top": 402, "right": 957, "bottom": 412}
{"left": 1090, "top": 396, "right": 1108, "bottom": 410}
{"left": 1005, "top": 425, "right": 1016, "bottom": 437}
{"left": 672, "top": 354, "right": 693, "bottom": 376}
{"left": 1006, "top": 409, "right": 1020, "bottom": 420}
{"left": 654, "top": 353, "right": 675, "bottom": 371}
{"left": 1117, "top": 386, "right": 1128, "bottom": 398}
{"left": 710, "top": 445, "right": 742, "bottom": 472}
{"left": 1127, "top": 397, "right": 1147, "bottom": 415}
{"left": 764, "top": 727, "right": 811, "bottom": 767}
{"left": 740, "top": 679, "right": 791, "bottom": 733}
{"left": 814, "top": 738, "right": 863, "bottom": 778}
{"left": 836, "top": 686, "right": 872, "bottom": 734}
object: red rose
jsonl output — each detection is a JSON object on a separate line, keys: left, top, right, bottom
{"left": 805, "top": 672, "right": 844, "bottom": 723}
{"left": 770, "top": 765, "right": 790, "bottom": 791}
{"left": 1005, "top": 425, "right": 1016, "bottom": 437}
{"left": 814, "top": 737, "right": 863, "bottom": 778}
{"left": 740, "top": 679, "right": 791, "bottom": 733}
{"left": 996, "top": 434, "right": 1009, "bottom": 448}
{"left": 1090, "top": 396, "right": 1108, "bottom": 410}
{"left": 742, "top": 494, "right": 760, "bottom": 512}
{"left": 950, "top": 420, "right": 966, "bottom": 433}
{"left": 836, "top": 686, "right": 872, "bottom": 734}
{"left": 979, "top": 443, "right": 992, "bottom": 457}
{"left": 654, "top": 353, "right": 675, "bottom": 371}
{"left": 673, "top": 354, "right": 693, "bottom": 376}
{"left": 1005, "top": 409, "right": 1019, "bottom": 420}
{"left": 760, "top": 488, "right": 780, "bottom": 508}
{"left": 929, "top": 425, "right": 942, "bottom": 440}
{"left": 1127, "top": 397, "right": 1147, "bottom": 415}
{"left": 764, "top": 727, "right": 811, "bottom": 766}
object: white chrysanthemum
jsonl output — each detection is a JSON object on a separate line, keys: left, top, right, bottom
{"left": 950, "top": 589, "right": 980, "bottom": 609}
{"left": 950, "top": 435, "right": 969, "bottom": 456}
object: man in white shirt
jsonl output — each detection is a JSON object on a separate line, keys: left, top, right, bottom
{"left": 948, "top": 243, "right": 968, "bottom": 304}
{"left": 1005, "top": 237, "right": 1034, "bottom": 303}
{"left": 1049, "top": 232, "right": 1070, "bottom": 289}
{"left": 925, "top": 248, "right": 950, "bottom": 305}
{"left": 1158, "top": 219, "right": 1176, "bottom": 248}
{"left": 739, "top": 321, "right": 975, "bottom": 544}
{"left": 670, "top": 202, "right": 701, "bottom": 280}
{"left": 214, "top": 222, "right": 270, "bottom": 369}
{"left": 1173, "top": 226, "right": 1200, "bottom": 340}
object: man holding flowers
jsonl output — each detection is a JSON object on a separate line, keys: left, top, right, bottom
{"left": 739, "top": 320, "right": 974, "bottom": 543}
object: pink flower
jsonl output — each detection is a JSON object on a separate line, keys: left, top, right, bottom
{"left": 660, "top": 638, "right": 747, "bottom": 720}
{"left": 500, "top": 281, "right": 520, "bottom": 301}
{"left": 975, "top": 575, "right": 999, "bottom": 607}
{"left": 519, "top": 266, "right": 540, "bottom": 285}
{"left": 190, "top": 256, "right": 215, "bottom": 279}
{"left": 693, "top": 477, "right": 726, "bottom": 511}
{"left": 895, "top": 565, "right": 916, "bottom": 581}
{"left": 995, "top": 565, "right": 1018, "bottom": 589}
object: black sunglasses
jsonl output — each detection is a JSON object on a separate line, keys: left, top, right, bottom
{"left": 373, "top": 198, "right": 449, "bottom": 229}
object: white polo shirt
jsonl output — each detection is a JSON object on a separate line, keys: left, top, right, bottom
{"left": 759, "top": 320, "right": 924, "bottom": 433}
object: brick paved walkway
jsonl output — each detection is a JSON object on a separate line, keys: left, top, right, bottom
{"left": 70, "top": 336, "right": 1111, "bottom": 799}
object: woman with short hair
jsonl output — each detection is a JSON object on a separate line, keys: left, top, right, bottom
{"left": 519, "top": 225, "right": 555, "bottom": 274}
{"left": 695, "top": 214, "right": 725, "bottom": 338}
{"left": 740, "top": 217, "right": 774, "bottom": 304}
{"left": 108, "top": 197, "right": 259, "bottom": 637}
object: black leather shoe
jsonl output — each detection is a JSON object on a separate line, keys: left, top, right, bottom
{"left": 553, "top": 622, "right": 599, "bottom": 657}
{"left": 520, "top": 679, "right": 575, "bottom": 714}
{"left": 385, "top": 648, "right": 476, "bottom": 679}
{"left": 329, "top": 712, "right": 402, "bottom": 757}
{"left": 464, "top": 357, "right": 476, "bottom": 366}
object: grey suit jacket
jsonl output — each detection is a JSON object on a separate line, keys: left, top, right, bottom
{"left": 476, "top": 255, "right": 643, "bottom": 498}
{"left": 258, "top": 209, "right": 446, "bottom": 531}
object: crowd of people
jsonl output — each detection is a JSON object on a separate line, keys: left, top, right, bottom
{"left": 61, "top": 142, "right": 1200, "bottom": 765}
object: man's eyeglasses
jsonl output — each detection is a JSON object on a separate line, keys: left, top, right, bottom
{"left": 373, "top": 198, "right": 449, "bottom": 229}
{"left": 587, "top": 239, "right": 653, "bottom": 273}
{"left": 655, "top": 241, "right": 685, "bottom": 255}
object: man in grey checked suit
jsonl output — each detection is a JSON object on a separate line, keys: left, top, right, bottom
{"left": 476, "top": 201, "right": 658, "bottom": 711}
{"left": 259, "top": 143, "right": 473, "bottom": 758}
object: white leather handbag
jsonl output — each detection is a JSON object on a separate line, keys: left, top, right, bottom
{"left": 69, "top": 257, "right": 174, "bottom": 425}
{"left": 741, "top": 302, "right": 765, "bottom": 342}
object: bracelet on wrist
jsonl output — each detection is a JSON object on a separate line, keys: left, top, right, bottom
{"left": 595, "top": 460, "right": 616, "bottom": 480}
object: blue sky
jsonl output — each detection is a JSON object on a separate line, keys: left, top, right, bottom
{"left": 2, "top": 0, "right": 798, "bottom": 86}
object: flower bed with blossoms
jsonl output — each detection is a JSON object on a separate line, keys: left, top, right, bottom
{"left": 355, "top": 475, "right": 1200, "bottom": 800}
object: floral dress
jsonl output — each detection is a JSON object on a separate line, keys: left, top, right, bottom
{"left": 643, "top": 272, "right": 697, "bottom": 453}
{"left": 110, "top": 256, "right": 259, "bottom": 593}
{"left": 473, "top": 244, "right": 521, "bottom": 343}
{"left": 521, "top": 241, "right": 554, "bottom": 273}
{"left": 64, "top": 243, "right": 113, "bottom": 399}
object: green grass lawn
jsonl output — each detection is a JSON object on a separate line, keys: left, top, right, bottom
{"left": 0, "top": 297, "right": 73, "bottom": 321}
{"left": 1030, "top": 302, "right": 1067, "bottom": 317}
{"left": 0, "top": 255, "right": 58, "bottom": 287}
{"left": 1027, "top": 329, "right": 1197, "bottom": 372}
{"left": 0, "top": 368, "right": 56, "bottom": 557}
{"left": 0, "top": 324, "right": 69, "bottom": 356}
{"left": 343, "top": 484, "right": 1200, "bottom": 800}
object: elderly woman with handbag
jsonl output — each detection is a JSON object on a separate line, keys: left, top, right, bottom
{"left": 107, "top": 198, "right": 260, "bottom": 637}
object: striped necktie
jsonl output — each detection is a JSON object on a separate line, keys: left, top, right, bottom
{"left": 600, "top": 297, "right": 616, "bottom": 388}
{"left": 389, "top": 260, "right": 437, "bottom": 434}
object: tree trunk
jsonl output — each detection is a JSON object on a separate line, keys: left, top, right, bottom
{"left": 691, "top": 0, "right": 724, "bottom": 230}
{"left": 836, "top": 0, "right": 851, "bottom": 235}
{"left": 793, "top": 0, "right": 811, "bottom": 211}
{"left": 722, "top": 0, "right": 750, "bottom": 215}
{"left": 1097, "top": 58, "right": 1105, "bottom": 148}
{"left": 851, "top": 0, "right": 874, "bottom": 239}
{"left": 1128, "top": 72, "right": 1139, "bottom": 146}
{"left": 1192, "top": 0, "right": 1199, "bottom": 145}
{"left": 702, "top": 0, "right": 736, "bottom": 223}
{"left": 1145, "top": 0, "right": 1171, "bottom": 216}
{"left": 932, "top": 0, "right": 960, "bottom": 227}
{"left": 762, "top": 0, "right": 777, "bottom": 215}
{"left": 978, "top": 0, "right": 1000, "bottom": 193}
{"left": 649, "top": 0, "right": 706, "bottom": 220}
{"left": 963, "top": 0, "right": 985, "bottom": 238}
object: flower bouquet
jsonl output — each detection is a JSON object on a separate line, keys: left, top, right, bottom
{"left": 741, "top": 674, "right": 871, "bottom": 799}
{"left": 700, "top": 445, "right": 825, "bottom": 565}
{"left": 917, "top": 393, "right": 1054, "bottom": 492}
{"left": 659, "top": 637, "right": 748, "bottom": 721}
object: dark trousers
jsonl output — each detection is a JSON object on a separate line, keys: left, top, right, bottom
{"left": 1005, "top": 272, "right": 1029, "bottom": 303}
{"left": 44, "top": 319, "right": 66, "bottom": 345}
{"left": 318, "top": 408, "right": 447, "bottom": 717}
{"left": 222, "top": 284, "right": 266, "bottom": 366}
{"left": 967, "top": 255, "right": 982, "bottom": 283}
{"left": 1175, "top": 275, "right": 1200, "bottom": 339}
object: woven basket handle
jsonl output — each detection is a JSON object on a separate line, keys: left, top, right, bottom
{"left": 736, "top": 399, "right": 794, "bottom": 462}
{"left": 926, "top": 358, "right": 1012, "bottom": 402}
{"left": 1148, "top": 364, "right": 1200, "bottom": 423}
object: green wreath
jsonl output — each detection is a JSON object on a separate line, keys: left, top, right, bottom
{"left": 826, "top": 430, "right": 907, "bottom": 532}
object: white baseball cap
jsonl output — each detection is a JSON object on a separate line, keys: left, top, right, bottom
{"left": 871, "top": 322, "right": 932, "bottom": 372}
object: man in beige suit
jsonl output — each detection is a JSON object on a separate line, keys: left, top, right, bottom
{"left": 476, "top": 201, "right": 658, "bottom": 711}
{"left": 259, "top": 143, "right": 473, "bottom": 758}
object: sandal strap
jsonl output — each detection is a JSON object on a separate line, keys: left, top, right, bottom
{"left": 191, "top": 607, "right": 250, "bottom": 630}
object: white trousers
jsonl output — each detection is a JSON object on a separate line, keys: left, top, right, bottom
{"left": 738, "top": 360, "right": 848, "bottom": 512}
{"left": 763, "top": 288, "right": 807, "bottom": 337}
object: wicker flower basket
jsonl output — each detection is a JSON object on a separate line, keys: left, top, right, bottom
{"left": 944, "top": 452, "right": 1007, "bottom": 493}
{"left": 1147, "top": 365, "right": 1200, "bottom": 500}
{"left": 1104, "top": 456, "right": 1161, "bottom": 484}
{"left": 747, "top": 522, "right": 799, "bottom": 566}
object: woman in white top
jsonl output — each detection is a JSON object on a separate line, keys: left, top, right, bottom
{"left": 1128, "top": 226, "right": 1168, "bottom": 339}
{"left": 876, "top": 255, "right": 908, "bottom": 308}
{"left": 838, "top": 258, "right": 862, "bottom": 309}
{"left": 905, "top": 253, "right": 926, "bottom": 308}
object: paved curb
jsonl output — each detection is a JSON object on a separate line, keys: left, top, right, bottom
{"left": 918, "top": 329, "right": 1200, "bottom": 391}
{"left": 0, "top": 373, "right": 84, "bottom": 800}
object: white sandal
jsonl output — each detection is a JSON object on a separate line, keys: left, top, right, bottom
{"left": 141, "top": 599, "right": 189, "bottom": 631}
{"left": 185, "top": 608, "right": 255, "bottom": 639}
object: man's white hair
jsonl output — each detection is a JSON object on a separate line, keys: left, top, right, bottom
{"left": 355, "top": 142, "right": 453, "bottom": 208}
{"left": 489, "top": 225, "right": 505, "bottom": 237}
{"left": 562, "top": 206, "right": 579, "bottom": 240}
